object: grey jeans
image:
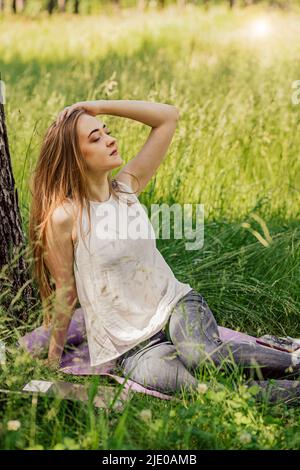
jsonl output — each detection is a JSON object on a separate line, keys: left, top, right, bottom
{"left": 115, "top": 289, "right": 300, "bottom": 404}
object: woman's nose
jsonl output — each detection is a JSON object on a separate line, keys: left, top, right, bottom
{"left": 106, "top": 135, "right": 117, "bottom": 145}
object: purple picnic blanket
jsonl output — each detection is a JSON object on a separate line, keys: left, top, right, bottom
{"left": 16, "top": 307, "right": 258, "bottom": 402}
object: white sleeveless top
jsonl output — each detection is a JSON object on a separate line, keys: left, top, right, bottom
{"left": 71, "top": 180, "right": 193, "bottom": 367}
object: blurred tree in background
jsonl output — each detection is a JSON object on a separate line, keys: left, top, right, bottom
{"left": 0, "top": 0, "right": 298, "bottom": 16}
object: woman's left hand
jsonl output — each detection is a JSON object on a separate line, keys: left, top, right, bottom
{"left": 41, "top": 358, "right": 61, "bottom": 371}
{"left": 55, "top": 100, "right": 104, "bottom": 125}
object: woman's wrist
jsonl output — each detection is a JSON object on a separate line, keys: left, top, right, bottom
{"left": 46, "top": 355, "right": 61, "bottom": 370}
{"left": 96, "top": 99, "right": 107, "bottom": 115}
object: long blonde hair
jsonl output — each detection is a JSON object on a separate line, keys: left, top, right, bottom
{"left": 28, "top": 108, "right": 140, "bottom": 328}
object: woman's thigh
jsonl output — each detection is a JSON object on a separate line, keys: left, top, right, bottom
{"left": 166, "top": 289, "right": 300, "bottom": 380}
{"left": 121, "top": 341, "right": 199, "bottom": 394}
{"left": 166, "top": 289, "right": 223, "bottom": 369}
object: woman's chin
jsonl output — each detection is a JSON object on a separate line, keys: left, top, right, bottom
{"left": 112, "top": 154, "right": 123, "bottom": 165}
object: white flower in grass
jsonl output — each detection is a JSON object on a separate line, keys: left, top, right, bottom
{"left": 239, "top": 431, "right": 252, "bottom": 444}
{"left": 197, "top": 383, "right": 208, "bottom": 394}
{"left": 7, "top": 420, "right": 21, "bottom": 431}
{"left": 139, "top": 409, "right": 152, "bottom": 422}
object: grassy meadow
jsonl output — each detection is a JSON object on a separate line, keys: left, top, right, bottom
{"left": 1, "top": 2, "right": 300, "bottom": 449}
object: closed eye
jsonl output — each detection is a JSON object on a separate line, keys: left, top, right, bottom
{"left": 93, "top": 131, "right": 111, "bottom": 142}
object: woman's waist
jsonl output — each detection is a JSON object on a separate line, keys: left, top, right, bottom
{"left": 115, "top": 328, "right": 168, "bottom": 365}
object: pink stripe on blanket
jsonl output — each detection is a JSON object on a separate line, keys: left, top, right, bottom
{"left": 218, "top": 326, "right": 257, "bottom": 344}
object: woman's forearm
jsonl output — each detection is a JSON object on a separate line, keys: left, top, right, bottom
{"left": 47, "top": 290, "right": 77, "bottom": 365}
{"left": 47, "top": 313, "right": 72, "bottom": 363}
{"left": 97, "top": 100, "right": 179, "bottom": 128}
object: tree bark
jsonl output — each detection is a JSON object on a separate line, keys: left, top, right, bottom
{"left": 73, "top": 0, "right": 79, "bottom": 14}
{"left": 0, "top": 101, "right": 35, "bottom": 327}
{"left": 58, "top": 0, "right": 67, "bottom": 12}
{"left": 47, "top": 0, "right": 57, "bottom": 15}
{"left": 12, "top": 0, "right": 25, "bottom": 13}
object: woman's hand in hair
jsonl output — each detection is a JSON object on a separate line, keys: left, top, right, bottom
{"left": 55, "top": 100, "right": 104, "bottom": 125}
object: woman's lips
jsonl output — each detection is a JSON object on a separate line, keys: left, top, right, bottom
{"left": 110, "top": 149, "right": 118, "bottom": 156}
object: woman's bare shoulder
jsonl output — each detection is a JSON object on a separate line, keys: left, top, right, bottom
{"left": 49, "top": 200, "right": 79, "bottom": 247}
{"left": 51, "top": 200, "right": 78, "bottom": 226}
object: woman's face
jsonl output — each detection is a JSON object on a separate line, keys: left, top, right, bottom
{"left": 77, "top": 113, "right": 123, "bottom": 172}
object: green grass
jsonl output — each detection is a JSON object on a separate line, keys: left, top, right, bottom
{"left": 1, "top": 2, "right": 300, "bottom": 449}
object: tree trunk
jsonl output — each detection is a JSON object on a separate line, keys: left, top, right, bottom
{"left": 0, "top": 101, "right": 35, "bottom": 327}
{"left": 0, "top": 0, "right": 5, "bottom": 12}
{"left": 137, "top": 0, "right": 146, "bottom": 11}
{"left": 73, "top": 0, "right": 79, "bottom": 14}
{"left": 58, "top": 0, "right": 67, "bottom": 12}
{"left": 47, "top": 0, "right": 57, "bottom": 14}
{"left": 12, "top": 0, "right": 25, "bottom": 13}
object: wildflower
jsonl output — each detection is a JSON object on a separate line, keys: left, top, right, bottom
{"left": 197, "top": 383, "right": 208, "bottom": 394}
{"left": 7, "top": 420, "right": 21, "bottom": 431}
{"left": 239, "top": 431, "right": 252, "bottom": 444}
{"left": 139, "top": 409, "right": 152, "bottom": 422}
